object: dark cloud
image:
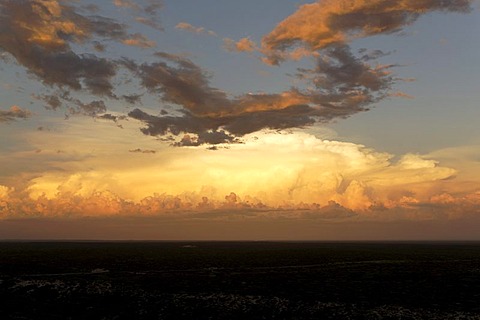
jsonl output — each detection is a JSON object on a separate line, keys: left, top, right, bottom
{"left": 128, "top": 148, "right": 156, "bottom": 154}
{"left": 128, "top": 107, "right": 240, "bottom": 146}
{"left": 327, "top": 1, "right": 472, "bottom": 36}
{"left": 128, "top": 108, "right": 214, "bottom": 136}
{"left": 92, "top": 41, "right": 106, "bottom": 52}
{"left": 34, "top": 90, "right": 108, "bottom": 117}
{"left": 173, "top": 131, "right": 239, "bottom": 147}
{"left": 298, "top": 44, "right": 397, "bottom": 114}
{"left": 125, "top": 0, "right": 474, "bottom": 147}
{"left": 127, "top": 46, "right": 397, "bottom": 145}
{"left": 69, "top": 100, "right": 107, "bottom": 117}
{"left": 124, "top": 53, "right": 234, "bottom": 117}
{"left": 96, "top": 113, "right": 126, "bottom": 122}
{"left": 126, "top": 1, "right": 462, "bottom": 145}
{"left": 143, "top": 1, "right": 163, "bottom": 17}
{"left": 0, "top": 0, "right": 126, "bottom": 96}
{"left": 34, "top": 94, "right": 63, "bottom": 110}
{"left": 0, "top": 106, "right": 32, "bottom": 123}
{"left": 222, "top": 104, "right": 317, "bottom": 136}
{"left": 0, "top": 0, "right": 168, "bottom": 128}
{"left": 125, "top": 53, "right": 318, "bottom": 145}
{"left": 0, "top": 0, "right": 472, "bottom": 148}
{"left": 358, "top": 49, "right": 392, "bottom": 62}
{"left": 122, "top": 94, "right": 143, "bottom": 105}
{"left": 128, "top": 103, "right": 320, "bottom": 146}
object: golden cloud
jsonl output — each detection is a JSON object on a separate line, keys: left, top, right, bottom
{"left": 0, "top": 130, "right": 468, "bottom": 220}
{"left": 261, "top": 0, "right": 472, "bottom": 64}
{"left": 176, "top": 22, "right": 217, "bottom": 36}
{"left": 224, "top": 37, "right": 257, "bottom": 52}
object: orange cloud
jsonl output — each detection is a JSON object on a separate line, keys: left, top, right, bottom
{"left": 175, "top": 22, "right": 217, "bottom": 36}
{"left": 224, "top": 37, "right": 257, "bottom": 52}
{"left": 122, "top": 33, "right": 156, "bottom": 48}
{"left": 0, "top": 130, "right": 467, "bottom": 220}
{"left": 0, "top": 0, "right": 127, "bottom": 96}
{"left": 261, "top": 0, "right": 472, "bottom": 64}
{"left": 0, "top": 106, "right": 32, "bottom": 122}
{"left": 126, "top": 47, "right": 397, "bottom": 145}
{"left": 1, "top": 0, "right": 471, "bottom": 148}
{"left": 25, "top": 0, "right": 87, "bottom": 49}
{"left": 112, "top": 0, "right": 141, "bottom": 11}
{"left": 0, "top": 185, "right": 13, "bottom": 198}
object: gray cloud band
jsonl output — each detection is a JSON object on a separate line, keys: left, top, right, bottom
{"left": 126, "top": 44, "right": 395, "bottom": 146}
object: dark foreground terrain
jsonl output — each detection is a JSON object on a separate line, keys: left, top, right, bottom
{"left": 0, "top": 241, "right": 479, "bottom": 319}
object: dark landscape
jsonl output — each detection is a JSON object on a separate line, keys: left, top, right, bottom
{"left": 1, "top": 241, "right": 479, "bottom": 319}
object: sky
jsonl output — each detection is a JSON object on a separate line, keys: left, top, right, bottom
{"left": 1, "top": 0, "right": 480, "bottom": 240}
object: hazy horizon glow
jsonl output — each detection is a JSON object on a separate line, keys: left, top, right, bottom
{"left": 1, "top": 0, "right": 479, "bottom": 240}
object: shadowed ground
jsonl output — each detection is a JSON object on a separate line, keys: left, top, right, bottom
{"left": 1, "top": 241, "right": 479, "bottom": 319}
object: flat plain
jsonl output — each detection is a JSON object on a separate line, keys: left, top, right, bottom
{"left": 1, "top": 241, "right": 479, "bottom": 319}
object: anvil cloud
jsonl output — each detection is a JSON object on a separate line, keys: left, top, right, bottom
{"left": 0, "top": 0, "right": 478, "bottom": 239}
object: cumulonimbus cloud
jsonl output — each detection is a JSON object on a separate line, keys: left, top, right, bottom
{"left": 0, "top": 131, "right": 471, "bottom": 220}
